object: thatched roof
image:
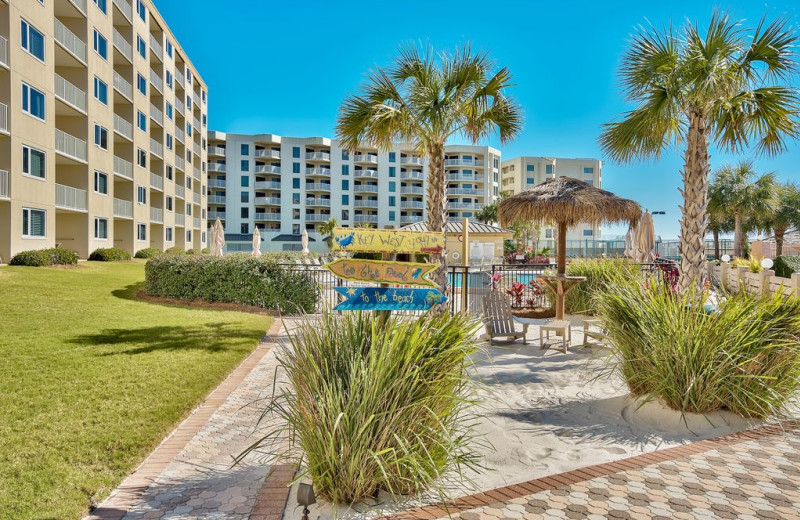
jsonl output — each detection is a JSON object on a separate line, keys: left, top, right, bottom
{"left": 498, "top": 178, "right": 642, "bottom": 228}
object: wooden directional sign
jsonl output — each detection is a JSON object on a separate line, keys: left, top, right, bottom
{"left": 334, "top": 287, "right": 447, "bottom": 311}
{"left": 324, "top": 258, "right": 439, "bottom": 287}
{"left": 331, "top": 227, "right": 445, "bottom": 254}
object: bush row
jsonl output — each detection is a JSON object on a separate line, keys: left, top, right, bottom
{"left": 144, "top": 254, "right": 318, "bottom": 313}
{"left": 774, "top": 255, "right": 800, "bottom": 279}
{"left": 88, "top": 247, "right": 132, "bottom": 262}
{"left": 552, "top": 258, "right": 642, "bottom": 314}
{"left": 10, "top": 247, "right": 79, "bottom": 266}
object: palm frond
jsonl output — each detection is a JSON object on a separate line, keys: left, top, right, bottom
{"left": 739, "top": 16, "right": 799, "bottom": 82}
{"left": 620, "top": 22, "right": 680, "bottom": 101}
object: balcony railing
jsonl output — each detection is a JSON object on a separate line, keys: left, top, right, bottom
{"left": 254, "top": 165, "right": 280, "bottom": 175}
{"left": 0, "top": 102, "right": 7, "bottom": 134}
{"left": 0, "top": 170, "right": 8, "bottom": 199}
{"left": 354, "top": 154, "right": 378, "bottom": 163}
{"left": 150, "top": 69, "right": 163, "bottom": 93}
{"left": 305, "top": 198, "right": 331, "bottom": 207}
{"left": 68, "top": 0, "right": 87, "bottom": 14}
{"left": 55, "top": 183, "right": 87, "bottom": 211}
{"left": 150, "top": 103, "right": 163, "bottom": 126}
{"left": 193, "top": 142, "right": 201, "bottom": 156}
{"left": 401, "top": 201, "right": 425, "bottom": 209}
{"left": 254, "top": 196, "right": 281, "bottom": 206}
{"left": 305, "top": 183, "right": 332, "bottom": 191}
{"left": 113, "top": 198, "right": 132, "bottom": 218}
{"left": 254, "top": 213, "right": 281, "bottom": 222}
{"left": 193, "top": 168, "right": 201, "bottom": 180}
{"left": 355, "top": 199, "right": 379, "bottom": 208}
{"left": 175, "top": 127, "right": 185, "bottom": 143}
{"left": 175, "top": 156, "right": 185, "bottom": 171}
{"left": 209, "top": 163, "right": 226, "bottom": 173}
{"left": 446, "top": 173, "right": 485, "bottom": 182}
{"left": 150, "top": 138, "right": 163, "bottom": 158}
{"left": 150, "top": 172, "right": 163, "bottom": 191}
{"left": 54, "top": 74, "right": 86, "bottom": 113}
{"left": 55, "top": 129, "right": 87, "bottom": 162}
{"left": 305, "top": 151, "right": 331, "bottom": 161}
{"left": 305, "top": 214, "right": 332, "bottom": 223}
{"left": 113, "top": 70, "right": 133, "bottom": 100}
{"left": 175, "top": 184, "right": 185, "bottom": 199}
{"left": 446, "top": 188, "right": 481, "bottom": 196}
{"left": 175, "top": 70, "right": 185, "bottom": 89}
{"left": 401, "top": 186, "right": 425, "bottom": 195}
{"left": 192, "top": 91, "right": 201, "bottom": 107}
{"left": 444, "top": 158, "right": 485, "bottom": 167}
{"left": 175, "top": 214, "right": 185, "bottom": 227}
{"left": 175, "top": 98, "right": 184, "bottom": 115}
{"left": 354, "top": 185, "right": 379, "bottom": 193}
{"left": 193, "top": 217, "right": 201, "bottom": 229}
{"left": 0, "top": 35, "right": 8, "bottom": 69}
{"left": 208, "top": 195, "right": 226, "bottom": 204}
{"left": 192, "top": 117, "right": 201, "bottom": 132}
{"left": 254, "top": 181, "right": 281, "bottom": 190}
{"left": 113, "top": 28, "right": 132, "bottom": 61}
{"left": 150, "top": 207, "right": 163, "bottom": 223}
{"left": 208, "top": 211, "right": 226, "bottom": 220}
{"left": 401, "top": 215, "right": 424, "bottom": 224}
{"left": 208, "top": 178, "right": 226, "bottom": 188}
{"left": 400, "top": 156, "right": 424, "bottom": 166}
{"left": 149, "top": 34, "right": 163, "bottom": 61}
{"left": 448, "top": 202, "right": 484, "bottom": 210}
{"left": 255, "top": 149, "right": 280, "bottom": 160}
{"left": 193, "top": 192, "right": 201, "bottom": 205}
{"left": 354, "top": 215, "right": 379, "bottom": 223}
{"left": 113, "top": 156, "right": 132, "bottom": 179}
{"left": 306, "top": 167, "right": 331, "bottom": 177}
{"left": 400, "top": 171, "right": 425, "bottom": 180}
{"left": 113, "top": 113, "right": 133, "bottom": 140}
{"left": 113, "top": 0, "right": 132, "bottom": 21}
{"left": 54, "top": 19, "right": 87, "bottom": 63}
{"left": 209, "top": 146, "right": 226, "bottom": 156}
{"left": 354, "top": 169, "right": 378, "bottom": 179}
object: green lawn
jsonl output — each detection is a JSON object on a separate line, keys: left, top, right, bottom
{"left": 0, "top": 261, "right": 272, "bottom": 519}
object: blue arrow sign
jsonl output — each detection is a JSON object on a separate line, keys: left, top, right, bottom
{"left": 334, "top": 286, "right": 447, "bottom": 311}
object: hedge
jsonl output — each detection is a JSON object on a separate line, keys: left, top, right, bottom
{"left": 88, "top": 247, "right": 132, "bottom": 262}
{"left": 134, "top": 248, "right": 161, "bottom": 259}
{"left": 10, "top": 247, "right": 79, "bottom": 267}
{"left": 145, "top": 254, "right": 318, "bottom": 314}
{"left": 774, "top": 255, "right": 800, "bottom": 279}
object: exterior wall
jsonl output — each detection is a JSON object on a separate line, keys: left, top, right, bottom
{"left": 208, "top": 130, "right": 501, "bottom": 253}
{"left": 0, "top": 0, "right": 208, "bottom": 261}
{"left": 501, "top": 156, "right": 603, "bottom": 243}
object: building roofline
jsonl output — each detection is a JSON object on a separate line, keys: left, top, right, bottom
{"left": 145, "top": 0, "right": 207, "bottom": 90}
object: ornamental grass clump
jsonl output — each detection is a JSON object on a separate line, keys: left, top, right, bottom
{"left": 547, "top": 258, "right": 641, "bottom": 314}
{"left": 242, "top": 311, "right": 483, "bottom": 504}
{"left": 596, "top": 278, "right": 800, "bottom": 418}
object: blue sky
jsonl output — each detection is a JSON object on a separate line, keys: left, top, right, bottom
{"left": 157, "top": 0, "right": 800, "bottom": 238}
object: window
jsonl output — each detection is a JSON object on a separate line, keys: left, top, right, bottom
{"left": 389, "top": 167, "right": 396, "bottom": 177}
{"left": 166, "top": 134, "right": 173, "bottom": 150}
{"left": 94, "top": 124, "right": 108, "bottom": 150}
{"left": 136, "top": 73, "right": 148, "bottom": 95}
{"left": 389, "top": 211, "right": 395, "bottom": 221}
{"left": 240, "top": 176, "right": 249, "bottom": 187}
{"left": 137, "top": 111, "right": 146, "bottom": 131}
{"left": 186, "top": 69, "right": 192, "bottom": 85}
{"left": 241, "top": 207, "right": 249, "bottom": 218}
{"left": 186, "top": 204, "right": 192, "bottom": 216}
{"left": 137, "top": 223, "right": 147, "bottom": 241}
{"left": 292, "top": 193, "right": 300, "bottom": 204}
{"left": 240, "top": 192, "right": 249, "bottom": 203}
{"left": 545, "top": 164, "right": 554, "bottom": 175}
{"left": 292, "top": 146, "right": 300, "bottom": 158}
{"left": 22, "top": 145, "right": 46, "bottom": 179}
{"left": 241, "top": 160, "right": 249, "bottom": 172}
{"left": 22, "top": 208, "right": 46, "bottom": 238}
{"left": 136, "top": 35, "right": 146, "bottom": 59}
{"left": 545, "top": 228, "right": 553, "bottom": 238}
{"left": 166, "top": 227, "right": 173, "bottom": 242}
{"left": 137, "top": 185, "right": 147, "bottom": 204}
{"left": 341, "top": 210, "right": 349, "bottom": 221}
{"left": 165, "top": 40, "right": 173, "bottom": 58}
{"left": 186, "top": 230, "right": 191, "bottom": 242}
{"left": 583, "top": 167, "right": 594, "bottom": 174}
{"left": 166, "top": 165, "right": 173, "bottom": 180}
{"left": 94, "top": 171, "right": 108, "bottom": 194}
{"left": 293, "top": 209, "right": 300, "bottom": 220}
{"left": 583, "top": 229, "right": 594, "bottom": 236}
{"left": 166, "top": 102, "right": 173, "bottom": 120}
{"left": 202, "top": 89, "right": 206, "bottom": 103}
{"left": 94, "top": 76, "right": 108, "bottom": 104}
{"left": 166, "top": 196, "right": 173, "bottom": 211}
{"left": 389, "top": 181, "right": 396, "bottom": 192}
{"left": 585, "top": 179, "right": 594, "bottom": 185}
{"left": 94, "top": 218, "right": 108, "bottom": 239}
{"left": 342, "top": 165, "right": 349, "bottom": 175}
{"left": 526, "top": 164, "right": 534, "bottom": 172}
{"left": 241, "top": 144, "right": 249, "bottom": 155}
{"left": 342, "top": 150, "right": 349, "bottom": 160}
{"left": 93, "top": 29, "right": 108, "bottom": 60}
{"left": 290, "top": 162, "right": 299, "bottom": 174}
{"left": 389, "top": 152, "right": 396, "bottom": 162}
{"left": 389, "top": 196, "right": 395, "bottom": 206}
{"left": 137, "top": 148, "right": 146, "bottom": 167}
{"left": 241, "top": 223, "right": 249, "bottom": 234}
{"left": 342, "top": 179, "right": 349, "bottom": 190}
{"left": 21, "top": 20, "right": 45, "bottom": 62}
{"left": 186, "top": 177, "right": 192, "bottom": 189}
{"left": 292, "top": 178, "right": 300, "bottom": 189}
{"left": 527, "top": 177, "right": 534, "bottom": 184}
{"left": 342, "top": 194, "right": 349, "bottom": 205}
{"left": 186, "top": 122, "right": 192, "bottom": 137}
{"left": 293, "top": 224, "right": 301, "bottom": 234}
{"left": 136, "top": 0, "right": 146, "bottom": 21}
{"left": 165, "top": 70, "right": 173, "bottom": 89}
{"left": 21, "top": 83, "right": 45, "bottom": 120}
{"left": 93, "top": 0, "right": 107, "bottom": 13}
{"left": 202, "top": 114, "right": 207, "bottom": 128}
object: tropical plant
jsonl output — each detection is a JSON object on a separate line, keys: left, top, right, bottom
{"left": 710, "top": 161, "right": 778, "bottom": 258}
{"left": 316, "top": 217, "right": 338, "bottom": 250}
{"left": 706, "top": 180, "right": 734, "bottom": 259}
{"left": 336, "top": 44, "right": 522, "bottom": 292}
{"left": 596, "top": 277, "right": 800, "bottom": 418}
{"left": 239, "top": 310, "right": 482, "bottom": 504}
{"left": 762, "top": 182, "right": 800, "bottom": 256}
{"left": 10, "top": 247, "right": 79, "bottom": 266}
{"left": 475, "top": 203, "right": 498, "bottom": 224}
{"left": 732, "top": 256, "right": 762, "bottom": 273}
{"left": 134, "top": 247, "right": 161, "bottom": 259}
{"left": 545, "top": 258, "right": 642, "bottom": 315}
{"left": 506, "top": 281, "right": 526, "bottom": 307}
{"left": 600, "top": 13, "right": 800, "bottom": 293}
{"left": 774, "top": 255, "right": 800, "bottom": 278}
{"left": 88, "top": 247, "right": 132, "bottom": 262}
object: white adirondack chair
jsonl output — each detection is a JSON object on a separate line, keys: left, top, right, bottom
{"left": 482, "top": 291, "right": 528, "bottom": 345}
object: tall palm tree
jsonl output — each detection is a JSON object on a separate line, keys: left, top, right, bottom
{"left": 763, "top": 182, "right": 800, "bottom": 256}
{"left": 707, "top": 181, "right": 734, "bottom": 259}
{"left": 600, "top": 13, "right": 800, "bottom": 292}
{"left": 710, "top": 161, "right": 778, "bottom": 257}
{"left": 316, "top": 217, "right": 338, "bottom": 250}
{"left": 336, "top": 44, "right": 522, "bottom": 290}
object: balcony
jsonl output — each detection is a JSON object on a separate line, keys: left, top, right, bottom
{"left": 401, "top": 201, "right": 425, "bottom": 209}
{"left": 254, "top": 213, "right": 281, "bottom": 222}
{"left": 193, "top": 142, "right": 201, "bottom": 156}
{"left": 175, "top": 156, "right": 185, "bottom": 171}
{"left": 175, "top": 98, "right": 185, "bottom": 115}
{"left": 55, "top": 184, "right": 87, "bottom": 212}
{"left": 254, "top": 165, "right": 280, "bottom": 175}
{"left": 193, "top": 217, "right": 201, "bottom": 229}
{"left": 354, "top": 185, "right": 378, "bottom": 193}
{"left": 150, "top": 207, "right": 163, "bottom": 223}
{"left": 175, "top": 127, "right": 185, "bottom": 144}
{"left": 150, "top": 103, "right": 163, "bottom": 126}
{"left": 446, "top": 173, "right": 485, "bottom": 182}
{"left": 113, "top": 156, "right": 132, "bottom": 179}
{"left": 67, "top": 0, "right": 87, "bottom": 14}
{"left": 209, "top": 164, "right": 226, "bottom": 174}
{"left": 208, "top": 211, "right": 226, "bottom": 221}
{"left": 305, "top": 167, "right": 331, "bottom": 177}
{"left": 401, "top": 186, "right": 425, "bottom": 195}
{"left": 401, "top": 215, "right": 424, "bottom": 224}
{"left": 150, "top": 69, "right": 163, "bottom": 93}
{"left": 193, "top": 168, "right": 201, "bottom": 180}
{"left": 400, "top": 171, "right": 425, "bottom": 181}
{"left": 149, "top": 34, "right": 163, "bottom": 62}
{"left": 208, "top": 195, "right": 226, "bottom": 204}
{"left": 305, "top": 198, "right": 331, "bottom": 207}
{"left": 175, "top": 214, "right": 185, "bottom": 227}
{"left": 193, "top": 117, "right": 201, "bottom": 132}
{"left": 150, "top": 138, "right": 163, "bottom": 158}
{"left": 354, "top": 199, "right": 379, "bottom": 208}
{"left": 113, "top": 29, "right": 132, "bottom": 62}
{"left": 209, "top": 146, "right": 226, "bottom": 157}
{"left": 113, "top": 198, "right": 132, "bottom": 219}
{"left": 150, "top": 173, "right": 163, "bottom": 191}
{"left": 0, "top": 35, "right": 8, "bottom": 69}
{"left": 193, "top": 192, "right": 201, "bottom": 205}
{"left": 113, "top": 113, "right": 133, "bottom": 140}
{"left": 54, "top": 19, "right": 87, "bottom": 64}
{"left": 54, "top": 74, "right": 86, "bottom": 113}
{"left": 55, "top": 129, "right": 87, "bottom": 163}
{"left": 254, "top": 180, "right": 281, "bottom": 190}
{"left": 255, "top": 149, "right": 280, "bottom": 160}
{"left": 254, "top": 196, "right": 281, "bottom": 206}
{"left": 448, "top": 202, "right": 483, "bottom": 210}
{"left": 354, "top": 215, "right": 379, "bottom": 224}
{"left": 306, "top": 183, "right": 331, "bottom": 192}
{"left": 175, "top": 70, "right": 184, "bottom": 89}
{"left": 113, "top": 71, "right": 133, "bottom": 100}
{"left": 113, "top": 0, "right": 132, "bottom": 22}
{"left": 400, "top": 156, "right": 424, "bottom": 166}
{"left": 305, "top": 214, "right": 332, "bottom": 223}
{"left": 305, "top": 151, "right": 330, "bottom": 162}
{"left": 175, "top": 184, "right": 185, "bottom": 199}
{"left": 354, "top": 169, "right": 378, "bottom": 179}
{"left": 0, "top": 170, "right": 8, "bottom": 199}
{"left": 193, "top": 91, "right": 201, "bottom": 107}
{"left": 446, "top": 188, "right": 481, "bottom": 196}
{"left": 354, "top": 154, "right": 378, "bottom": 164}
{"left": 444, "top": 158, "right": 485, "bottom": 168}
{"left": 0, "top": 102, "right": 8, "bottom": 134}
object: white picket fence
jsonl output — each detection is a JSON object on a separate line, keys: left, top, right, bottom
{"left": 707, "top": 261, "right": 800, "bottom": 298}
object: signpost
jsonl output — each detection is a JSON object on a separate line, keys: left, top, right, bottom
{"left": 324, "top": 258, "right": 439, "bottom": 287}
{"left": 331, "top": 228, "right": 445, "bottom": 254}
{"left": 334, "top": 287, "right": 447, "bottom": 312}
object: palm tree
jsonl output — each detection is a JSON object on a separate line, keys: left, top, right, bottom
{"left": 475, "top": 203, "right": 498, "bottom": 224}
{"left": 763, "top": 182, "right": 800, "bottom": 256}
{"left": 316, "top": 217, "right": 337, "bottom": 250}
{"left": 600, "top": 13, "right": 800, "bottom": 292}
{"left": 336, "top": 44, "right": 522, "bottom": 290}
{"left": 707, "top": 181, "right": 734, "bottom": 259}
{"left": 710, "top": 161, "right": 778, "bottom": 258}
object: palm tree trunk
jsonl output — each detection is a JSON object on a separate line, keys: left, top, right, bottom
{"left": 677, "top": 109, "right": 710, "bottom": 294}
{"left": 713, "top": 229, "right": 720, "bottom": 260}
{"left": 733, "top": 213, "right": 743, "bottom": 258}
{"left": 775, "top": 228, "right": 785, "bottom": 257}
{"left": 425, "top": 141, "right": 448, "bottom": 310}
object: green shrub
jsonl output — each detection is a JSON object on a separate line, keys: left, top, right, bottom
{"left": 185, "top": 249, "right": 197, "bottom": 255}
{"left": 596, "top": 278, "right": 800, "bottom": 418}
{"left": 732, "top": 256, "right": 762, "bottom": 273}
{"left": 144, "top": 254, "right": 318, "bottom": 313}
{"left": 239, "top": 311, "right": 482, "bottom": 503}
{"left": 134, "top": 248, "right": 161, "bottom": 259}
{"left": 163, "top": 246, "right": 187, "bottom": 256}
{"left": 88, "top": 247, "right": 131, "bottom": 262}
{"left": 546, "top": 258, "right": 641, "bottom": 314}
{"left": 201, "top": 247, "right": 210, "bottom": 254}
{"left": 774, "top": 255, "right": 800, "bottom": 278}
{"left": 10, "top": 247, "right": 79, "bottom": 267}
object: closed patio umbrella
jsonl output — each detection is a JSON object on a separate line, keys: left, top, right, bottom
{"left": 624, "top": 227, "right": 634, "bottom": 259}
{"left": 213, "top": 218, "right": 225, "bottom": 257}
{"left": 301, "top": 228, "right": 309, "bottom": 260}
{"left": 252, "top": 226, "right": 261, "bottom": 258}
{"left": 636, "top": 210, "right": 655, "bottom": 262}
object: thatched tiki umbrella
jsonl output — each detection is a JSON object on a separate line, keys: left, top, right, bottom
{"left": 499, "top": 178, "right": 641, "bottom": 319}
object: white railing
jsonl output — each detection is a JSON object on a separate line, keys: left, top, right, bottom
{"left": 401, "top": 171, "right": 425, "bottom": 180}
{"left": 55, "top": 129, "right": 87, "bottom": 162}
{"left": 209, "top": 163, "right": 226, "bottom": 173}
{"left": 209, "top": 146, "right": 226, "bottom": 156}
{"left": 0, "top": 170, "right": 8, "bottom": 198}
{"left": 55, "top": 183, "right": 87, "bottom": 211}
{"left": 446, "top": 188, "right": 481, "bottom": 196}
{"left": 175, "top": 98, "right": 184, "bottom": 115}
{"left": 254, "top": 196, "right": 281, "bottom": 205}
{"left": 400, "top": 156, "right": 424, "bottom": 165}
{"left": 208, "top": 211, "right": 226, "bottom": 220}
{"left": 175, "top": 127, "right": 185, "bottom": 143}
{"left": 175, "top": 213, "right": 185, "bottom": 227}
{"left": 354, "top": 154, "right": 378, "bottom": 163}
{"left": 150, "top": 172, "right": 163, "bottom": 190}
{"left": 113, "top": 70, "right": 133, "bottom": 99}
{"left": 354, "top": 185, "right": 378, "bottom": 193}
{"left": 113, "top": 28, "right": 132, "bottom": 61}
{"left": 305, "top": 214, "right": 332, "bottom": 222}
{"left": 193, "top": 142, "right": 201, "bottom": 156}
{"left": 54, "top": 74, "right": 87, "bottom": 113}
{"left": 149, "top": 34, "right": 163, "bottom": 61}
{"left": 254, "top": 213, "right": 282, "bottom": 222}
{"left": 0, "top": 102, "right": 7, "bottom": 133}
{"left": 306, "top": 151, "right": 331, "bottom": 161}
{"left": 150, "top": 207, "right": 163, "bottom": 223}
{"left": 254, "top": 181, "right": 281, "bottom": 190}
{"left": 175, "top": 184, "right": 185, "bottom": 198}
{"left": 449, "top": 202, "right": 483, "bottom": 210}
{"left": 305, "top": 198, "right": 331, "bottom": 207}
{"left": 175, "top": 70, "right": 185, "bottom": 89}
{"left": 255, "top": 149, "right": 280, "bottom": 159}
{"left": 150, "top": 138, "right": 163, "bottom": 158}
{"left": 355, "top": 200, "right": 379, "bottom": 208}
{"left": 401, "top": 201, "right": 425, "bottom": 209}
{"left": 445, "top": 158, "right": 485, "bottom": 167}
{"left": 193, "top": 91, "right": 201, "bottom": 106}
{"left": 354, "top": 215, "right": 379, "bottom": 223}
{"left": 354, "top": 169, "right": 378, "bottom": 178}
{"left": 193, "top": 168, "right": 201, "bottom": 180}
{"left": 193, "top": 217, "right": 201, "bottom": 228}
{"left": 193, "top": 117, "right": 201, "bottom": 131}
{"left": 54, "top": 19, "right": 87, "bottom": 63}
{"left": 0, "top": 35, "right": 8, "bottom": 68}
{"left": 149, "top": 103, "right": 163, "bottom": 126}
{"left": 207, "top": 195, "right": 226, "bottom": 204}
{"left": 254, "top": 165, "right": 280, "bottom": 174}
{"left": 208, "top": 178, "right": 226, "bottom": 187}
{"left": 708, "top": 262, "right": 800, "bottom": 299}
{"left": 113, "top": 113, "right": 133, "bottom": 140}
{"left": 306, "top": 167, "right": 331, "bottom": 176}
{"left": 401, "top": 215, "right": 424, "bottom": 224}
{"left": 401, "top": 186, "right": 425, "bottom": 195}
{"left": 447, "top": 173, "right": 485, "bottom": 182}
{"left": 306, "top": 183, "right": 332, "bottom": 191}
{"left": 175, "top": 156, "right": 185, "bottom": 171}
{"left": 113, "top": 198, "right": 132, "bottom": 218}
{"left": 113, "top": 0, "right": 132, "bottom": 21}
{"left": 69, "top": 0, "right": 87, "bottom": 15}
{"left": 150, "top": 69, "right": 163, "bottom": 93}
{"left": 114, "top": 156, "right": 132, "bottom": 179}
{"left": 193, "top": 192, "right": 201, "bottom": 204}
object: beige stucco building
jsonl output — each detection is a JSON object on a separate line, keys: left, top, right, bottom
{"left": 0, "top": 0, "right": 208, "bottom": 261}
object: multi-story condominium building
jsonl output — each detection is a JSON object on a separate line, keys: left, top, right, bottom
{"left": 501, "top": 157, "right": 603, "bottom": 244}
{"left": 207, "top": 131, "right": 501, "bottom": 252}
{"left": 0, "top": 0, "right": 208, "bottom": 261}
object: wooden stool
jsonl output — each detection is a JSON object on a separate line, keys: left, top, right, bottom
{"left": 582, "top": 318, "right": 603, "bottom": 346}
{"left": 540, "top": 320, "right": 571, "bottom": 353}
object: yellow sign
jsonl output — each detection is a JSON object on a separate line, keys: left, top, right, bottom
{"left": 324, "top": 258, "right": 439, "bottom": 287}
{"left": 331, "top": 228, "right": 445, "bottom": 254}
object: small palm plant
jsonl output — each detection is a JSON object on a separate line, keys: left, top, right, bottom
{"left": 316, "top": 217, "right": 337, "bottom": 250}
{"left": 600, "top": 13, "right": 800, "bottom": 292}
{"left": 763, "top": 182, "right": 800, "bottom": 256}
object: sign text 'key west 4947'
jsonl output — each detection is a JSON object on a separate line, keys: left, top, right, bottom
{"left": 331, "top": 228, "right": 445, "bottom": 254}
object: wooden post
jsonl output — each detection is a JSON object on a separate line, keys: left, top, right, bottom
{"left": 793, "top": 273, "right": 800, "bottom": 297}
{"left": 461, "top": 218, "right": 469, "bottom": 313}
{"left": 737, "top": 266, "right": 748, "bottom": 294}
{"left": 557, "top": 222, "right": 567, "bottom": 275}
{"left": 720, "top": 262, "right": 729, "bottom": 290}
{"left": 760, "top": 269, "right": 774, "bottom": 297}
{"left": 706, "top": 261, "right": 713, "bottom": 284}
